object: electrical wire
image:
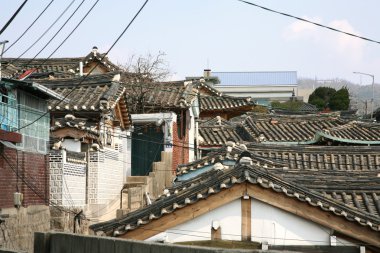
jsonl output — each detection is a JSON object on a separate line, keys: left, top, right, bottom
{"left": 10, "top": 0, "right": 150, "bottom": 134}
{"left": 0, "top": 151, "right": 79, "bottom": 217}
{"left": 10, "top": 0, "right": 76, "bottom": 60}
{"left": 43, "top": 0, "right": 101, "bottom": 61}
{"left": 237, "top": 0, "right": 380, "bottom": 45}
{"left": 4, "top": 0, "right": 55, "bottom": 54}
{"left": 22, "top": 0, "right": 86, "bottom": 63}
{"left": 0, "top": 0, "right": 29, "bottom": 35}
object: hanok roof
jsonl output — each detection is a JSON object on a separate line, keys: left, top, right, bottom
{"left": 239, "top": 114, "right": 345, "bottom": 144}
{"left": 213, "top": 71, "right": 298, "bottom": 86}
{"left": 90, "top": 149, "right": 380, "bottom": 246}
{"left": 198, "top": 116, "right": 243, "bottom": 147}
{"left": 1, "top": 47, "right": 119, "bottom": 79}
{"left": 39, "top": 73, "right": 125, "bottom": 112}
{"left": 123, "top": 80, "right": 197, "bottom": 113}
{"left": 50, "top": 116, "right": 99, "bottom": 140}
{"left": 1, "top": 78, "right": 64, "bottom": 100}
{"left": 316, "top": 121, "right": 380, "bottom": 144}
{"left": 200, "top": 95, "right": 255, "bottom": 112}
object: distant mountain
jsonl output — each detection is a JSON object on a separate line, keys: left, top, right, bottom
{"left": 298, "top": 78, "right": 380, "bottom": 115}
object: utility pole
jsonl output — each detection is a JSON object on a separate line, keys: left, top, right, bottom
{"left": 0, "top": 40, "right": 9, "bottom": 80}
{"left": 353, "top": 72, "right": 375, "bottom": 120}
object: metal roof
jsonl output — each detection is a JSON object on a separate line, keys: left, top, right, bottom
{"left": 213, "top": 71, "right": 298, "bottom": 86}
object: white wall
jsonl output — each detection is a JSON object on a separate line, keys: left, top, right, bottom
{"left": 62, "top": 139, "right": 81, "bottom": 152}
{"left": 146, "top": 197, "right": 355, "bottom": 246}
{"left": 147, "top": 199, "right": 241, "bottom": 243}
{"left": 251, "top": 199, "right": 330, "bottom": 245}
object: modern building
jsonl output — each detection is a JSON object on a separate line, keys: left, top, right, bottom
{"left": 209, "top": 71, "right": 298, "bottom": 106}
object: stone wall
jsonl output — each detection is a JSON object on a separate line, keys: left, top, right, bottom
{"left": 50, "top": 207, "right": 88, "bottom": 235}
{"left": 0, "top": 205, "right": 50, "bottom": 253}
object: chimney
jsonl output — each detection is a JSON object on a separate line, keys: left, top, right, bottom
{"left": 92, "top": 46, "right": 98, "bottom": 56}
{"left": 203, "top": 69, "right": 211, "bottom": 78}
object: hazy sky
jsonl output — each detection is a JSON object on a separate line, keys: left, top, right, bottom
{"left": 1, "top": 0, "right": 379, "bottom": 84}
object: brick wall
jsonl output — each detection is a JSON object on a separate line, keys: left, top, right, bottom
{"left": 0, "top": 145, "right": 48, "bottom": 208}
{"left": 172, "top": 118, "right": 189, "bottom": 173}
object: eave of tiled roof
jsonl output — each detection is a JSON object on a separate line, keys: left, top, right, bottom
{"left": 39, "top": 73, "right": 125, "bottom": 112}
{"left": 240, "top": 115, "right": 346, "bottom": 143}
{"left": 90, "top": 160, "right": 380, "bottom": 236}
{"left": 316, "top": 121, "right": 380, "bottom": 144}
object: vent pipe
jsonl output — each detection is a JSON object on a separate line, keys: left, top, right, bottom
{"left": 79, "top": 62, "right": 83, "bottom": 76}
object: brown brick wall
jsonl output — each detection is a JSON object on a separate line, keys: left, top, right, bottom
{"left": 0, "top": 146, "right": 49, "bottom": 208}
{"left": 171, "top": 115, "right": 190, "bottom": 173}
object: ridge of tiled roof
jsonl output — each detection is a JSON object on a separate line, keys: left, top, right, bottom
{"left": 90, "top": 158, "right": 380, "bottom": 236}
{"left": 200, "top": 94, "right": 255, "bottom": 112}
{"left": 1, "top": 48, "right": 120, "bottom": 78}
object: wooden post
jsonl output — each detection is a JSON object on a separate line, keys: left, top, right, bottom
{"left": 211, "top": 227, "right": 221, "bottom": 240}
{"left": 241, "top": 196, "right": 251, "bottom": 241}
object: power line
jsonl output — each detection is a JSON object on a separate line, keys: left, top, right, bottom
{"left": 0, "top": 0, "right": 29, "bottom": 35}
{"left": 9, "top": 0, "right": 76, "bottom": 60}
{"left": 4, "top": 0, "right": 55, "bottom": 54}
{"left": 10, "top": 0, "right": 150, "bottom": 134}
{"left": 237, "top": 0, "right": 380, "bottom": 45}
{"left": 23, "top": 0, "right": 86, "bottom": 64}
{"left": 43, "top": 0, "right": 101, "bottom": 60}
{"left": 0, "top": 151, "right": 79, "bottom": 216}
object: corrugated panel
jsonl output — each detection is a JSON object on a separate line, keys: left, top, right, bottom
{"left": 213, "top": 71, "right": 297, "bottom": 86}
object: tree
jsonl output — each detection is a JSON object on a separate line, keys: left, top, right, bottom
{"left": 119, "top": 52, "right": 171, "bottom": 114}
{"left": 308, "top": 87, "right": 336, "bottom": 110}
{"left": 118, "top": 51, "right": 170, "bottom": 82}
{"left": 329, "top": 87, "right": 350, "bottom": 110}
{"left": 308, "top": 86, "right": 350, "bottom": 111}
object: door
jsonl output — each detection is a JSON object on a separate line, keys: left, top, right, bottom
{"left": 131, "top": 125, "right": 164, "bottom": 176}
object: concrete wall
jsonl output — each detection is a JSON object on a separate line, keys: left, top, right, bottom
{"left": 0, "top": 205, "right": 50, "bottom": 253}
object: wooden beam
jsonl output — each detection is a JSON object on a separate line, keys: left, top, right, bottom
{"left": 119, "top": 184, "right": 246, "bottom": 240}
{"left": 246, "top": 184, "right": 380, "bottom": 248}
{"left": 211, "top": 227, "right": 221, "bottom": 241}
{"left": 241, "top": 197, "right": 251, "bottom": 241}
{"left": 115, "top": 102, "right": 125, "bottom": 129}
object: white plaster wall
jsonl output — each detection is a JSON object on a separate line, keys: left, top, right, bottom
{"left": 146, "top": 199, "right": 241, "bottom": 243}
{"left": 251, "top": 199, "right": 330, "bottom": 245}
{"left": 62, "top": 139, "right": 81, "bottom": 152}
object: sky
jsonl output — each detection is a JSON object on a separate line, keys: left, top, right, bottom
{"left": 1, "top": 0, "right": 380, "bottom": 84}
